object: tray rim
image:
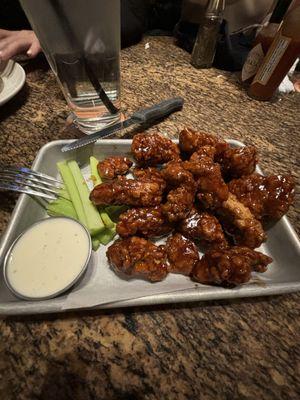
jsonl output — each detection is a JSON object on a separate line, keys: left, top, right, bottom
{"left": 0, "top": 138, "right": 299, "bottom": 316}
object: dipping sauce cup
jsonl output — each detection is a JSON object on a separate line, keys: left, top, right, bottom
{"left": 3, "top": 217, "right": 91, "bottom": 301}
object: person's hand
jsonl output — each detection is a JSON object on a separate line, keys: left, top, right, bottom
{"left": 0, "top": 29, "right": 41, "bottom": 61}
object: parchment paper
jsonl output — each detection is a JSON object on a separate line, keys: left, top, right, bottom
{"left": 63, "top": 242, "right": 202, "bottom": 310}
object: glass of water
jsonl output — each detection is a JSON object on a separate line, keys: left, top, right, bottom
{"left": 20, "top": 0, "right": 121, "bottom": 134}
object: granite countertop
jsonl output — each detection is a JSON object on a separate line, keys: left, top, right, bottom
{"left": 0, "top": 37, "right": 299, "bottom": 399}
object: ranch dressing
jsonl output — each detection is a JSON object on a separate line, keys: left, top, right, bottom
{"left": 5, "top": 218, "right": 90, "bottom": 299}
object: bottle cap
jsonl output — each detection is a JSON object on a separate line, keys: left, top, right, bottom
{"left": 206, "top": 0, "right": 225, "bottom": 18}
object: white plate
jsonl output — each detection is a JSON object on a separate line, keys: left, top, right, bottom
{"left": 0, "top": 61, "right": 26, "bottom": 106}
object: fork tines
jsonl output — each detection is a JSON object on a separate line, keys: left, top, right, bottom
{"left": 0, "top": 166, "right": 64, "bottom": 200}
{"left": 1, "top": 166, "right": 63, "bottom": 185}
{"left": 0, "top": 182, "right": 57, "bottom": 200}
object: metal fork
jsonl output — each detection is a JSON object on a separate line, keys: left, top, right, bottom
{"left": 0, "top": 166, "right": 64, "bottom": 201}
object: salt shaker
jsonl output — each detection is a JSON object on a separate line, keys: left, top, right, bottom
{"left": 191, "top": 0, "right": 225, "bottom": 69}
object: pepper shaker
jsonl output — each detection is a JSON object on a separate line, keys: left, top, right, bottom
{"left": 191, "top": 0, "right": 225, "bottom": 69}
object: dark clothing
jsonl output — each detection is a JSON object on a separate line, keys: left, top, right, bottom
{"left": 121, "top": 0, "right": 149, "bottom": 47}
{"left": 0, "top": 0, "right": 31, "bottom": 30}
{"left": 147, "top": 0, "right": 182, "bottom": 34}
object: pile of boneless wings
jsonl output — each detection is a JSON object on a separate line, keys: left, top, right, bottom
{"left": 89, "top": 129, "right": 295, "bottom": 287}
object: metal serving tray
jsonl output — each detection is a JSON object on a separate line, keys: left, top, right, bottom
{"left": 0, "top": 139, "right": 299, "bottom": 316}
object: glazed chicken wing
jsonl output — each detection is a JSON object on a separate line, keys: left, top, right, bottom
{"left": 97, "top": 156, "right": 133, "bottom": 180}
{"left": 90, "top": 177, "right": 163, "bottom": 207}
{"left": 228, "top": 173, "right": 295, "bottom": 220}
{"left": 131, "top": 132, "right": 180, "bottom": 166}
{"left": 178, "top": 207, "right": 228, "bottom": 250}
{"left": 116, "top": 206, "right": 172, "bottom": 238}
{"left": 165, "top": 233, "right": 199, "bottom": 275}
{"left": 161, "top": 161, "right": 196, "bottom": 189}
{"left": 183, "top": 153, "right": 229, "bottom": 209}
{"left": 192, "top": 246, "right": 272, "bottom": 287}
{"left": 133, "top": 167, "right": 166, "bottom": 191}
{"left": 217, "top": 193, "right": 266, "bottom": 249}
{"left": 162, "top": 185, "right": 195, "bottom": 222}
{"left": 189, "top": 145, "right": 216, "bottom": 161}
{"left": 107, "top": 237, "right": 168, "bottom": 282}
{"left": 179, "top": 127, "right": 228, "bottom": 156}
{"left": 217, "top": 145, "right": 257, "bottom": 180}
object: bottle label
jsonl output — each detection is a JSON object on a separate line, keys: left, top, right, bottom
{"left": 253, "top": 33, "right": 291, "bottom": 85}
{"left": 242, "top": 43, "right": 264, "bottom": 82}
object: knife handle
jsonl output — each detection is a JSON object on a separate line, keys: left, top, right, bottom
{"left": 131, "top": 97, "right": 184, "bottom": 123}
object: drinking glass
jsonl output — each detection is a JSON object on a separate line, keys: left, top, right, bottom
{"left": 20, "top": 0, "right": 121, "bottom": 134}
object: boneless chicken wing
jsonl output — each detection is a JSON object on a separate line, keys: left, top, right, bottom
{"left": 162, "top": 185, "right": 195, "bottom": 222}
{"left": 192, "top": 246, "right": 272, "bottom": 287}
{"left": 179, "top": 128, "right": 228, "bottom": 156}
{"left": 216, "top": 146, "right": 257, "bottom": 180}
{"left": 131, "top": 132, "right": 180, "bottom": 166}
{"left": 183, "top": 153, "right": 229, "bottom": 209}
{"left": 189, "top": 145, "right": 216, "bottom": 161}
{"left": 106, "top": 237, "right": 168, "bottom": 282}
{"left": 133, "top": 167, "right": 166, "bottom": 191}
{"left": 97, "top": 156, "right": 133, "bottom": 180}
{"left": 165, "top": 233, "right": 199, "bottom": 275}
{"left": 161, "top": 161, "right": 196, "bottom": 189}
{"left": 178, "top": 207, "right": 228, "bottom": 249}
{"left": 217, "top": 193, "right": 266, "bottom": 249}
{"left": 228, "top": 173, "right": 295, "bottom": 220}
{"left": 90, "top": 177, "right": 163, "bottom": 207}
{"left": 116, "top": 206, "right": 172, "bottom": 238}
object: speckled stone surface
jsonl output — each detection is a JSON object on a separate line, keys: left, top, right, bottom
{"left": 0, "top": 37, "right": 299, "bottom": 400}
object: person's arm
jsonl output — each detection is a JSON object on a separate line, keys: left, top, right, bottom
{"left": 0, "top": 29, "right": 41, "bottom": 61}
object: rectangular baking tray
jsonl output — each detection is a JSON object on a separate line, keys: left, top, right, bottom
{"left": 0, "top": 139, "right": 299, "bottom": 316}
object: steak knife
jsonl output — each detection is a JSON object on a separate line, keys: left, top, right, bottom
{"left": 61, "top": 97, "right": 184, "bottom": 152}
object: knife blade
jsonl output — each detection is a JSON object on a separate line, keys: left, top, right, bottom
{"left": 61, "top": 97, "right": 184, "bottom": 152}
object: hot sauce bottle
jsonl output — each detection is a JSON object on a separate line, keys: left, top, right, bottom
{"left": 248, "top": 4, "right": 300, "bottom": 100}
{"left": 241, "top": 0, "right": 292, "bottom": 84}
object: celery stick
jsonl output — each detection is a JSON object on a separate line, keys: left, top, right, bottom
{"left": 57, "top": 161, "right": 87, "bottom": 227}
{"left": 92, "top": 238, "right": 101, "bottom": 251}
{"left": 46, "top": 197, "right": 78, "bottom": 220}
{"left": 89, "top": 156, "right": 116, "bottom": 229}
{"left": 94, "top": 227, "right": 116, "bottom": 246}
{"left": 58, "top": 188, "right": 71, "bottom": 201}
{"left": 90, "top": 156, "right": 102, "bottom": 186}
{"left": 99, "top": 210, "right": 115, "bottom": 229}
{"left": 68, "top": 160, "right": 104, "bottom": 236}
